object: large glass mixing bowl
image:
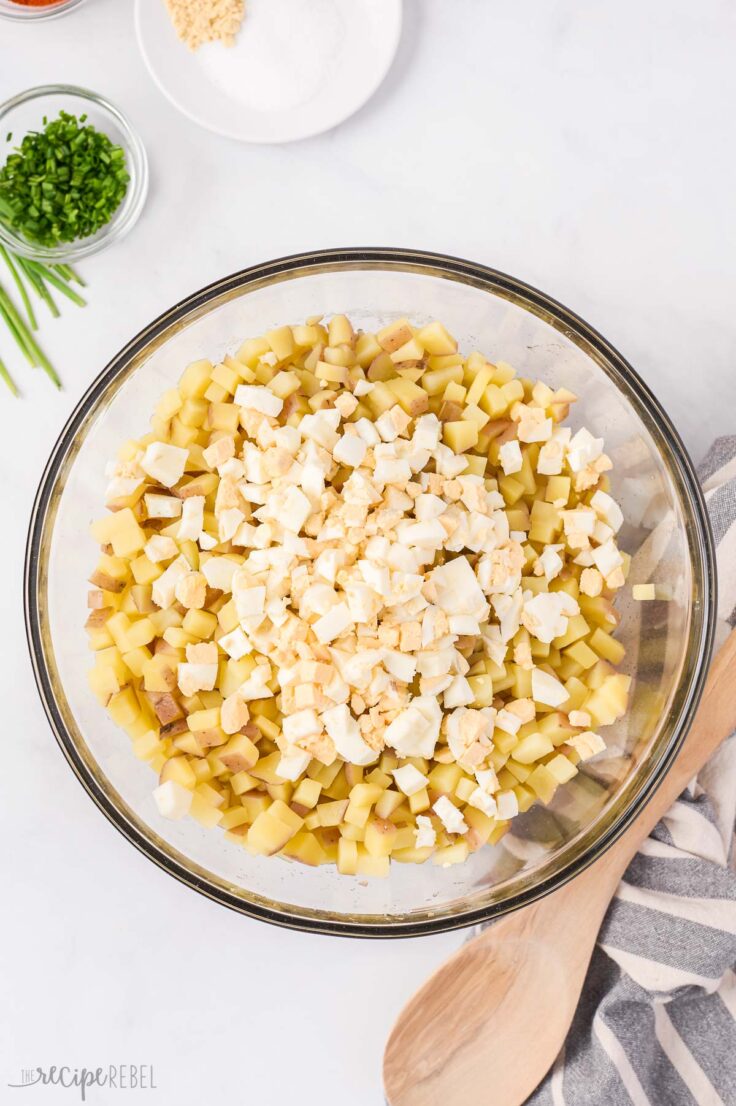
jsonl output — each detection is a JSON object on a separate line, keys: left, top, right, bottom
{"left": 24, "top": 249, "right": 716, "bottom": 937}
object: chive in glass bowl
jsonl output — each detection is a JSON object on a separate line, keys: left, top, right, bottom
{"left": 24, "top": 249, "right": 715, "bottom": 937}
{"left": 0, "top": 0, "right": 86, "bottom": 20}
{"left": 0, "top": 85, "right": 148, "bottom": 262}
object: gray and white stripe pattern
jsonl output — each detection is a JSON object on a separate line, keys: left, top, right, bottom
{"left": 525, "top": 436, "right": 736, "bottom": 1106}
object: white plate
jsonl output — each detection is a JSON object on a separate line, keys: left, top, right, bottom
{"left": 135, "top": 0, "right": 402, "bottom": 143}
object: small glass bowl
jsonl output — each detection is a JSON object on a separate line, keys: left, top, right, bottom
{"left": 0, "top": 0, "right": 86, "bottom": 20}
{"left": 0, "top": 84, "right": 148, "bottom": 262}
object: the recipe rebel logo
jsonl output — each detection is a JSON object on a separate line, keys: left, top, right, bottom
{"left": 7, "top": 1065, "right": 157, "bottom": 1100}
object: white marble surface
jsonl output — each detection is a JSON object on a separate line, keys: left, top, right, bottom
{"left": 2, "top": 1, "right": 735, "bottom": 1102}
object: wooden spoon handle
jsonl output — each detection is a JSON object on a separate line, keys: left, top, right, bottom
{"left": 383, "top": 634, "right": 735, "bottom": 1106}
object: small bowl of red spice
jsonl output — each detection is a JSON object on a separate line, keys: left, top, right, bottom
{"left": 0, "top": 0, "right": 87, "bottom": 20}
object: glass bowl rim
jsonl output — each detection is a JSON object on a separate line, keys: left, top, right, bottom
{"left": 23, "top": 247, "right": 717, "bottom": 937}
{"left": 0, "top": 0, "right": 86, "bottom": 20}
{"left": 0, "top": 83, "right": 149, "bottom": 261}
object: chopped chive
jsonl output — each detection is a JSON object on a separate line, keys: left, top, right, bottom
{"left": 0, "top": 110, "right": 129, "bottom": 249}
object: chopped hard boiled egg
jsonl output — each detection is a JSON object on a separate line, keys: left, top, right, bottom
{"left": 87, "top": 314, "right": 631, "bottom": 875}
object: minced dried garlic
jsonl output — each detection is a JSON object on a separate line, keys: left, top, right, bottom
{"left": 163, "top": 0, "right": 245, "bottom": 50}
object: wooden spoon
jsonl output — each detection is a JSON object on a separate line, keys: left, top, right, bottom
{"left": 384, "top": 630, "right": 736, "bottom": 1106}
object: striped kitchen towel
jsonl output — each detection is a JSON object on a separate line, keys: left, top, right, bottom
{"left": 526, "top": 437, "right": 736, "bottom": 1106}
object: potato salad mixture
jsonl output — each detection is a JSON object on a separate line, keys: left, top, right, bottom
{"left": 86, "top": 315, "right": 630, "bottom": 876}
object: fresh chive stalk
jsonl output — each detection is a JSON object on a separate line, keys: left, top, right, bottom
{"left": 0, "top": 244, "right": 36, "bottom": 329}
{"left": 26, "top": 259, "right": 86, "bottom": 307}
{"left": 17, "top": 256, "right": 60, "bottom": 317}
{"left": 0, "top": 282, "right": 60, "bottom": 386}
{"left": 0, "top": 247, "right": 91, "bottom": 391}
{"left": 0, "top": 242, "right": 87, "bottom": 392}
{"left": 0, "top": 356, "right": 18, "bottom": 396}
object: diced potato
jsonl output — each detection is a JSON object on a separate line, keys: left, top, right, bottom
{"left": 377, "top": 318, "right": 413, "bottom": 353}
{"left": 545, "top": 754, "right": 578, "bottom": 784}
{"left": 428, "top": 763, "right": 463, "bottom": 795}
{"left": 265, "top": 326, "right": 295, "bottom": 362}
{"left": 553, "top": 614, "right": 591, "bottom": 650}
{"left": 390, "top": 337, "right": 425, "bottom": 364}
{"left": 315, "top": 360, "right": 348, "bottom": 385}
{"left": 89, "top": 555, "right": 130, "bottom": 593}
{"left": 499, "top": 475, "right": 525, "bottom": 506}
{"left": 317, "top": 799, "right": 349, "bottom": 827}
{"left": 281, "top": 831, "right": 326, "bottom": 866}
{"left": 479, "top": 383, "right": 509, "bottom": 419}
{"left": 219, "top": 734, "right": 259, "bottom": 773}
{"left": 512, "top": 732, "right": 555, "bottom": 765}
{"left": 588, "top": 627, "right": 626, "bottom": 666}
{"left": 408, "top": 789, "right": 430, "bottom": 814}
{"left": 432, "top": 841, "right": 470, "bottom": 867}
{"left": 179, "top": 359, "right": 213, "bottom": 398}
{"left": 465, "top": 363, "right": 494, "bottom": 407}
{"left": 364, "top": 816, "right": 398, "bottom": 858}
{"left": 364, "top": 381, "right": 398, "bottom": 417}
{"left": 220, "top": 807, "right": 252, "bottom": 830}
{"left": 132, "top": 730, "right": 163, "bottom": 761}
{"left": 422, "top": 363, "right": 464, "bottom": 395}
{"left": 545, "top": 476, "right": 571, "bottom": 504}
{"left": 585, "top": 674, "right": 630, "bottom": 726}
{"left": 90, "top": 509, "right": 146, "bottom": 559}
{"left": 525, "top": 764, "right": 559, "bottom": 804}
{"left": 443, "top": 420, "right": 478, "bottom": 453}
{"left": 87, "top": 664, "right": 121, "bottom": 705}
{"left": 529, "top": 500, "right": 561, "bottom": 544}
{"left": 504, "top": 759, "right": 531, "bottom": 783}
{"left": 468, "top": 673, "right": 493, "bottom": 706}
{"left": 374, "top": 789, "right": 405, "bottom": 819}
{"left": 343, "top": 802, "right": 372, "bottom": 829}
{"left": 565, "top": 640, "right": 598, "bottom": 670}
{"left": 464, "top": 806, "right": 496, "bottom": 849}
{"left": 189, "top": 793, "right": 223, "bottom": 828}
{"left": 248, "top": 805, "right": 301, "bottom": 855}
{"left": 230, "top": 770, "right": 259, "bottom": 795}
{"left": 107, "top": 687, "right": 140, "bottom": 727}
{"left": 337, "top": 837, "right": 359, "bottom": 875}
{"left": 501, "top": 378, "right": 524, "bottom": 405}
{"left": 385, "top": 377, "right": 429, "bottom": 416}
{"left": 204, "top": 381, "right": 228, "bottom": 404}
{"left": 393, "top": 846, "right": 434, "bottom": 864}
{"left": 292, "top": 778, "right": 322, "bottom": 810}
{"left": 88, "top": 312, "right": 630, "bottom": 876}
{"left": 416, "top": 321, "right": 457, "bottom": 356}
{"left": 160, "top": 756, "right": 197, "bottom": 789}
{"left": 121, "top": 646, "right": 151, "bottom": 678}
{"left": 179, "top": 397, "right": 208, "bottom": 428}
{"left": 355, "top": 846, "right": 390, "bottom": 878}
